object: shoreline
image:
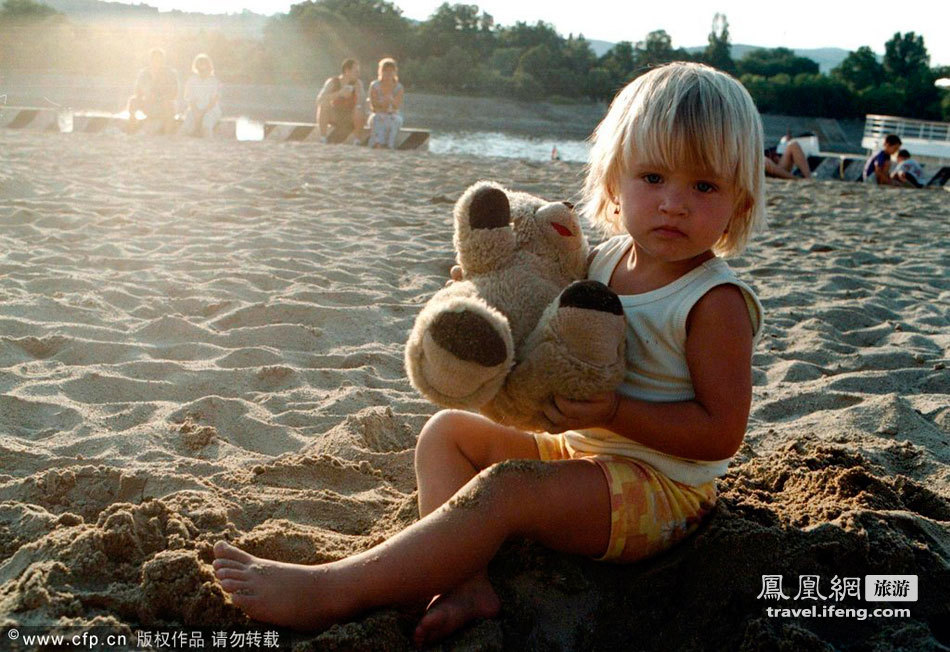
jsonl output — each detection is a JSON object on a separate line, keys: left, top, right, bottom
{"left": 3, "top": 72, "right": 867, "bottom": 146}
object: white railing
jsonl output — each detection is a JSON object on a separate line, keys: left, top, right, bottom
{"left": 863, "top": 114, "right": 950, "bottom": 143}
{"left": 862, "top": 114, "right": 950, "bottom": 163}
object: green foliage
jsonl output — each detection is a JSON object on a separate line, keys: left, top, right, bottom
{"left": 635, "top": 30, "right": 678, "bottom": 69}
{"left": 740, "top": 72, "right": 855, "bottom": 117}
{"left": 832, "top": 46, "right": 883, "bottom": 92}
{"left": 738, "top": 47, "right": 819, "bottom": 77}
{"left": 702, "top": 13, "right": 735, "bottom": 74}
{"left": 883, "top": 31, "right": 929, "bottom": 79}
{"left": 857, "top": 82, "right": 906, "bottom": 116}
{"left": 0, "top": 0, "right": 58, "bottom": 20}
{"left": 489, "top": 47, "right": 522, "bottom": 77}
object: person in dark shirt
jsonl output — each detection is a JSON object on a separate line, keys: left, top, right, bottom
{"left": 316, "top": 58, "right": 365, "bottom": 144}
{"left": 127, "top": 48, "right": 179, "bottom": 135}
{"left": 863, "top": 134, "right": 902, "bottom": 185}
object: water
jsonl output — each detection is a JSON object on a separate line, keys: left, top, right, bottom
{"left": 429, "top": 130, "right": 590, "bottom": 163}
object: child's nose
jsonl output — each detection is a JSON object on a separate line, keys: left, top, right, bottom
{"left": 658, "top": 187, "right": 688, "bottom": 216}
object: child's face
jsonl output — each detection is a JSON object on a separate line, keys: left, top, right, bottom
{"left": 618, "top": 160, "right": 737, "bottom": 264}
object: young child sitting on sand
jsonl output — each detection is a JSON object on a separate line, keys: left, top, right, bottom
{"left": 212, "top": 62, "right": 765, "bottom": 646}
{"left": 891, "top": 149, "right": 925, "bottom": 188}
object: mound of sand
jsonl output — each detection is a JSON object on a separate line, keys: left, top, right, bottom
{"left": 0, "top": 130, "right": 947, "bottom": 650}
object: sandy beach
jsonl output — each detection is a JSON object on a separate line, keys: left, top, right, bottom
{"left": 0, "top": 129, "right": 947, "bottom": 650}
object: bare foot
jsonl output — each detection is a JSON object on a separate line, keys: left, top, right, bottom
{"left": 212, "top": 541, "right": 352, "bottom": 630}
{"left": 413, "top": 574, "right": 501, "bottom": 648}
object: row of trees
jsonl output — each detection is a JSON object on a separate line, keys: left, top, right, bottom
{"left": 2, "top": 0, "right": 948, "bottom": 121}
{"left": 262, "top": 2, "right": 949, "bottom": 120}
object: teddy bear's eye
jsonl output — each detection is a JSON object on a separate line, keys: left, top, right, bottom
{"left": 562, "top": 201, "right": 574, "bottom": 210}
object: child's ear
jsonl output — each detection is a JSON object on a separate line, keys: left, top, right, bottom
{"left": 736, "top": 193, "right": 753, "bottom": 219}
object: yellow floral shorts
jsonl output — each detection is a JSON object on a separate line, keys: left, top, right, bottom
{"left": 534, "top": 432, "right": 717, "bottom": 563}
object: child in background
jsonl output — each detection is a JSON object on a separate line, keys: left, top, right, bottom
{"left": 212, "top": 62, "right": 765, "bottom": 647}
{"left": 367, "top": 58, "right": 404, "bottom": 149}
{"left": 891, "top": 149, "right": 925, "bottom": 188}
{"left": 863, "top": 134, "right": 902, "bottom": 184}
{"left": 182, "top": 54, "right": 221, "bottom": 138}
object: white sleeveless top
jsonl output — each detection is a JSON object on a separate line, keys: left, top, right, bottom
{"left": 563, "top": 235, "right": 764, "bottom": 486}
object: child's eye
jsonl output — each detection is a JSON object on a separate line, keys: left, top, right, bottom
{"left": 643, "top": 173, "right": 663, "bottom": 184}
{"left": 695, "top": 181, "right": 718, "bottom": 193}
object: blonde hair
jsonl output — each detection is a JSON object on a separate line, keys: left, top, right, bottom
{"left": 377, "top": 57, "right": 398, "bottom": 81}
{"left": 582, "top": 62, "right": 765, "bottom": 257}
{"left": 191, "top": 53, "right": 214, "bottom": 75}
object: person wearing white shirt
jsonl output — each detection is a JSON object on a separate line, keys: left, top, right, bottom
{"left": 891, "top": 149, "right": 926, "bottom": 188}
{"left": 182, "top": 54, "right": 221, "bottom": 138}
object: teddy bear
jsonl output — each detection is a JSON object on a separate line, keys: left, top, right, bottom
{"left": 404, "top": 181, "right": 627, "bottom": 432}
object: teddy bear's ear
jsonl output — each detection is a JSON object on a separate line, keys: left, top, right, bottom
{"left": 468, "top": 186, "right": 510, "bottom": 230}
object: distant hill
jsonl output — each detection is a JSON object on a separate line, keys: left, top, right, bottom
{"left": 588, "top": 39, "right": 614, "bottom": 58}
{"left": 588, "top": 39, "right": 855, "bottom": 73}
{"left": 713, "top": 44, "right": 857, "bottom": 73}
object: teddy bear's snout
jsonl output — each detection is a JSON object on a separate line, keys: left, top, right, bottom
{"left": 535, "top": 202, "right": 581, "bottom": 245}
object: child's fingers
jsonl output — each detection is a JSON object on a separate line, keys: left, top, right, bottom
{"left": 542, "top": 399, "right": 567, "bottom": 432}
{"left": 553, "top": 395, "right": 578, "bottom": 413}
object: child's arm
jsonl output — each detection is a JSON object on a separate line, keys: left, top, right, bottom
{"left": 546, "top": 284, "right": 753, "bottom": 461}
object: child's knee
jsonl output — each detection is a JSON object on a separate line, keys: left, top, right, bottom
{"left": 415, "top": 410, "right": 468, "bottom": 459}
{"left": 444, "top": 460, "right": 555, "bottom": 522}
{"left": 478, "top": 459, "right": 553, "bottom": 497}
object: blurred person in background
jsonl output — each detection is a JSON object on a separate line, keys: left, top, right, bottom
{"left": 367, "top": 58, "right": 404, "bottom": 150}
{"left": 181, "top": 53, "right": 221, "bottom": 138}
{"left": 316, "top": 58, "right": 365, "bottom": 144}
{"left": 127, "top": 48, "right": 179, "bottom": 135}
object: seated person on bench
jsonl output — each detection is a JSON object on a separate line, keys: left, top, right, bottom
{"left": 316, "top": 58, "right": 365, "bottom": 144}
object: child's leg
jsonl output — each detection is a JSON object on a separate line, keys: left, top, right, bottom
{"left": 412, "top": 410, "right": 540, "bottom": 644}
{"left": 213, "top": 414, "right": 610, "bottom": 635}
{"left": 780, "top": 141, "right": 811, "bottom": 178}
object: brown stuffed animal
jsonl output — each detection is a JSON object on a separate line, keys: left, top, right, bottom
{"left": 405, "top": 181, "right": 626, "bottom": 432}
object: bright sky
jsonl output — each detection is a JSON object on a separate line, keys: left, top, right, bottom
{"left": 123, "top": 0, "right": 950, "bottom": 66}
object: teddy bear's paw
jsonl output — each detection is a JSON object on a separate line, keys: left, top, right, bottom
{"left": 454, "top": 184, "right": 517, "bottom": 275}
{"left": 551, "top": 280, "right": 625, "bottom": 367}
{"left": 413, "top": 308, "right": 513, "bottom": 406}
{"left": 559, "top": 280, "right": 624, "bottom": 314}
{"left": 468, "top": 185, "right": 511, "bottom": 229}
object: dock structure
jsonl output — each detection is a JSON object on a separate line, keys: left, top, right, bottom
{"left": 0, "top": 106, "right": 430, "bottom": 150}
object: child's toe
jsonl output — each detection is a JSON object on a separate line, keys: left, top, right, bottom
{"left": 214, "top": 567, "right": 247, "bottom": 581}
{"left": 219, "top": 578, "right": 251, "bottom": 594}
{"left": 213, "top": 540, "right": 254, "bottom": 563}
{"left": 212, "top": 558, "right": 246, "bottom": 571}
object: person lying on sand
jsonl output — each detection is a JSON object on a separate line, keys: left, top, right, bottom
{"left": 764, "top": 137, "right": 811, "bottom": 179}
{"left": 213, "top": 62, "right": 765, "bottom": 647}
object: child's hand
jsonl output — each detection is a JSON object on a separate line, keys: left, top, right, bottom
{"left": 445, "top": 265, "right": 463, "bottom": 286}
{"left": 541, "top": 392, "right": 619, "bottom": 433}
